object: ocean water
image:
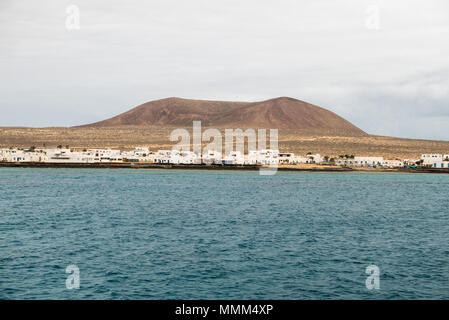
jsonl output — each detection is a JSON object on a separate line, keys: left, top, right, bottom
{"left": 1, "top": 168, "right": 448, "bottom": 300}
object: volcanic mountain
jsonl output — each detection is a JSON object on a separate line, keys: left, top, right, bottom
{"left": 80, "top": 97, "right": 366, "bottom": 136}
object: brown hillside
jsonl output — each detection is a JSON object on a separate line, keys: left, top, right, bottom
{"left": 80, "top": 97, "right": 366, "bottom": 136}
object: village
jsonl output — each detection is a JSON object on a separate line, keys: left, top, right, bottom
{"left": 1, "top": 146, "right": 449, "bottom": 169}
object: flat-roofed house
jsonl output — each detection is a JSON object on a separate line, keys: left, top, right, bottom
{"left": 223, "top": 151, "right": 244, "bottom": 165}
{"left": 381, "top": 160, "right": 404, "bottom": 168}
{"left": 154, "top": 150, "right": 172, "bottom": 164}
{"left": 246, "top": 149, "right": 279, "bottom": 165}
{"left": 354, "top": 156, "right": 384, "bottom": 167}
{"left": 278, "top": 153, "right": 295, "bottom": 164}
{"left": 202, "top": 150, "right": 222, "bottom": 165}
{"left": 421, "top": 154, "right": 443, "bottom": 165}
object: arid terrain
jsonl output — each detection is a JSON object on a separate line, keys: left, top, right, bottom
{"left": 2, "top": 97, "right": 448, "bottom": 159}
{"left": 1, "top": 126, "right": 449, "bottom": 160}
{"left": 81, "top": 97, "right": 366, "bottom": 136}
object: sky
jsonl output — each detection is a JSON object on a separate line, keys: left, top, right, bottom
{"left": 0, "top": 0, "right": 448, "bottom": 140}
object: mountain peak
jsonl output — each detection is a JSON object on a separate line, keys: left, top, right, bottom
{"left": 78, "top": 97, "right": 366, "bottom": 136}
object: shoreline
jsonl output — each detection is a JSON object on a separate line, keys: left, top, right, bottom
{"left": 1, "top": 162, "right": 449, "bottom": 174}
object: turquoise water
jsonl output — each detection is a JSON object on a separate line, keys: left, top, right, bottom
{"left": 1, "top": 168, "right": 448, "bottom": 299}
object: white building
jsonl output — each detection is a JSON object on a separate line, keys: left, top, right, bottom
{"left": 278, "top": 153, "right": 295, "bottom": 164}
{"left": 1, "top": 149, "right": 45, "bottom": 162}
{"left": 43, "top": 148, "right": 74, "bottom": 163}
{"left": 334, "top": 156, "right": 383, "bottom": 167}
{"left": 1, "top": 149, "right": 20, "bottom": 162}
{"left": 420, "top": 154, "right": 449, "bottom": 168}
{"left": 86, "top": 149, "right": 122, "bottom": 162}
{"left": 354, "top": 156, "right": 384, "bottom": 167}
{"left": 43, "top": 149, "right": 97, "bottom": 163}
{"left": 246, "top": 149, "right": 279, "bottom": 165}
{"left": 432, "top": 161, "right": 449, "bottom": 169}
{"left": 224, "top": 151, "right": 245, "bottom": 165}
{"left": 202, "top": 150, "right": 222, "bottom": 165}
{"left": 307, "top": 154, "right": 323, "bottom": 164}
{"left": 404, "top": 159, "right": 420, "bottom": 166}
{"left": 154, "top": 150, "right": 173, "bottom": 164}
{"left": 122, "top": 147, "right": 153, "bottom": 162}
{"left": 260, "top": 149, "right": 279, "bottom": 165}
{"left": 290, "top": 155, "right": 310, "bottom": 164}
{"left": 171, "top": 150, "right": 201, "bottom": 164}
{"left": 381, "top": 160, "right": 404, "bottom": 168}
{"left": 421, "top": 154, "right": 443, "bottom": 165}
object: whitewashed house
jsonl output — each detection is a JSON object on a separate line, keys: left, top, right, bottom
{"left": 307, "top": 154, "right": 323, "bottom": 164}
{"left": 246, "top": 149, "right": 279, "bottom": 165}
{"left": 170, "top": 150, "right": 201, "bottom": 164}
{"left": 154, "top": 150, "right": 173, "bottom": 164}
{"left": 334, "top": 156, "right": 383, "bottom": 167}
{"left": 44, "top": 148, "right": 74, "bottom": 163}
{"left": 43, "top": 149, "right": 96, "bottom": 163}
{"left": 86, "top": 149, "right": 122, "bottom": 163}
{"left": 122, "top": 147, "right": 153, "bottom": 162}
{"left": 133, "top": 147, "right": 153, "bottom": 161}
{"left": 291, "top": 155, "right": 310, "bottom": 164}
{"left": 430, "top": 160, "right": 449, "bottom": 169}
{"left": 421, "top": 154, "right": 443, "bottom": 165}
{"left": 260, "top": 149, "right": 279, "bottom": 165}
{"left": 404, "top": 159, "right": 420, "bottom": 166}
{"left": 223, "top": 151, "right": 245, "bottom": 165}
{"left": 134, "top": 147, "right": 150, "bottom": 155}
{"left": 1, "top": 148, "right": 46, "bottom": 162}
{"left": 381, "top": 160, "right": 404, "bottom": 168}
{"left": 202, "top": 150, "right": 222, "bottom": 165}
{"left": 334, "top": 158, "right": 355, "bottom": 166}
{"left": 1, "top": 149, "right": 17, "bottom": 162}
{"left": 420, "top": 154, "right": 449, "bottom": 168}
{"left": 354, "top": 156, "right": 384, "bottom": 167}
{"left": 246, "top": 150, "right": 259, "bottom": 165}
{"left": 278, "top": 153, "right": 295, "bottom": 164}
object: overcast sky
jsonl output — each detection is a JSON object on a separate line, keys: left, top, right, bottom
{"left": 1, "top": 0, "right": 448, "bottom": 140}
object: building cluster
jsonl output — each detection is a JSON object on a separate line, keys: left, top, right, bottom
{"left": 420, "top": 154, "right": 449, "bottom": 168}
{"left": 0, "top": 147, "right": 323, "bottom": 165}
{"left": 0, "top": 147, "right": 279, "bottom": 165}
{"left": 333, "top": 156, "right": 405, "bottom": 168}
{"left": 1, "top": 147, "right": 449, "bottom": 168}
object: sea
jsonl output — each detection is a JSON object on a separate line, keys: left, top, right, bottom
{"left": 1, "top": 168, "right": 448, "bottom": 299}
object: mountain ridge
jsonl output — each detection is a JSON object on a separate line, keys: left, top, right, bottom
{"left": 78, "top": 97, "right": 367, "bottom": 136}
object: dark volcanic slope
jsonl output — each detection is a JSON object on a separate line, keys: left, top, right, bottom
{"left": 80, "top": 97, "right": 366, "bottom": 135}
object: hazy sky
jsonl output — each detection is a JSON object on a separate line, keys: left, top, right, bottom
{"left": 1, "top": 0, "right": 448, "bottom": 140}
